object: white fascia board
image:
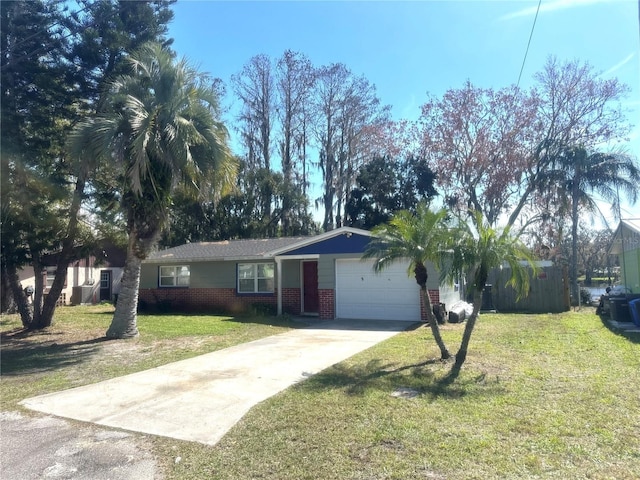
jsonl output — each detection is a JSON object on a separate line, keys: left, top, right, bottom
{"left": 273, "top": 254, "right": 320, "bottom": 261}
{"left": 622, "top": 219, "right": 640, "bottom": 235}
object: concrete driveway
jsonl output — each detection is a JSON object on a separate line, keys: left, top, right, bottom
{"left": 20, "top": 319, "right": 414, "bottom": 446}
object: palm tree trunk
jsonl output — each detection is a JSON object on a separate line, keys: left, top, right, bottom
{"left": 106, "top": 244, "right": 142, "bottom": 339}
{"left": 421, "top": 287, "right": 451, "bottom": 360}
{"left": 455, "top": 288, "right": 483, "bottom": 368}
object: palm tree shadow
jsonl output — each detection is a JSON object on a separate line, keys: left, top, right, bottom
{"left": 436, "top": 361, "right": 463, "bottom": 389}
{"left": 299, "top": 357, "right": 504, "bottom": 400}
{"left": 1, "top": 329, "right": 113, "bottom": 375}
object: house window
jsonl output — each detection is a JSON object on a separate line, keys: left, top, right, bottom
{"left": 100, "top": 271, "right": 110, "bottom": 289}
{"left": 238, "top": 263, "right": 274, "bottom": 294}
{"left": 159, "top": 265, "right": 190, "bottom": 287}
{"left": 44, "top": 266, "right": 67, "bottom": 288}
{"left": 46, "top": 267, "right": 56, "bottom": 287}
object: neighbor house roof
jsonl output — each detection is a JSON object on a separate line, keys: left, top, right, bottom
{"left": 608, "top": 218, "right": 640, "bottom": 255}
{"left": 145, "top": 237, "right": 308, "bottom": 263}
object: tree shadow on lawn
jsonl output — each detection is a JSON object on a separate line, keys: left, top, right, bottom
{"left": 136, "top": 309, "right": 305, "bottom": 329}
{"left": 221, "top": 314, "right": 308, "bottom": 329}
{"left": 0, "top": 329, "right": 112, "bottom": 376}
{"left": 299, "top": 357, "right": 506, "bottom": 401}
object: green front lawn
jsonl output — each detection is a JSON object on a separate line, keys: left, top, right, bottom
{"left": 158, "top": 311, "right": 640, "bottom": 480}
{"left": 0, "top": 305, "right": 298, "bottom": 408}
{"left": 2, "top": 307, "right": 639, "bottom": 479}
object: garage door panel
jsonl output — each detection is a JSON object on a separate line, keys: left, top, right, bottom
{"left": 345, "top": 287, "right": 411, "bottom": 303}
{"left": 338, "top": 302, "right": 418, "bottom": 321}
{"left": 336, "top": 259, "right": 420, "bottom": 321}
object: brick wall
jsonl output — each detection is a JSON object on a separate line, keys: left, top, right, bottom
{"left": 318, "top": 289, "right": 335, "bottom": 319}
{"left": 419, "top": 289, "right": 440, "bottom": 322}
{"left": 138, "top": 287, "right": 302, "bottom": 315}
{"left": 282, "top": 288, "right": 301, "bottom": 315}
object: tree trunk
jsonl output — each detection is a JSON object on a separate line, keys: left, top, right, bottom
{"left": 5, "top": 262, "right": 33, "bottom": 328}
{"left": 106, "top": 243, "right": 142, "bottom": 339}
{"left": 421, "top": 287, "right": 451, "bottom": 360}
{"left": 455, "top": 288, "right": 483, "bottom": 368}
{"left": 31, "top": 254, "right": 47, "bottom": 329}
{"left": 0, "top": 261, "right": 15, "bottom": 313}
{"left": 32, "top": 169, "right": 88, "bottom": 329}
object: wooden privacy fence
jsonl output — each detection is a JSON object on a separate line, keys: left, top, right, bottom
{"left": 487, "top": 265, "right": 570, "bottom": 313}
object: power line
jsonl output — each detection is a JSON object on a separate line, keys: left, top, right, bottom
{"left": 7, "top": 2, "right": 91, "bottom": 53}
{"left": 516, "top": 0, "right": 542, "bottom": 89}
{"left": 0, "top": 2, "right": 92, "bottom": 70}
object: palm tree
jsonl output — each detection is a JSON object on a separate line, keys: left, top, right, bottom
{"left": 444, "top": 211, "right": 538, "bottom": 368}
{"left": 363, "top": 204, "right": 452, "bottom": 360}
{"left": 69, "top": 43, "right": 236, "bottom": 338}
{"left": 541, "top": 146, "right": 639, "bottom": 305}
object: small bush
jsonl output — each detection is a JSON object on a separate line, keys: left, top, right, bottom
{"left": 579, "top": 287, "right": 593, "bottom": 305}
{"left": 248, "top": 303, "right": 277, "bottom": 317}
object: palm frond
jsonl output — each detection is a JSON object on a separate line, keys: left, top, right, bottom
{"left": 67, "top": 40, "right": 235, "bottom": 227}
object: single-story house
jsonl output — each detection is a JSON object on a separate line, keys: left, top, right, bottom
{"left": 139, "top": 227, "right": 461, "bottom": 321}
{"left": 17, "top": 243, "right": 125, "bottom": 306}
{"left": 609, "top": 218, "right": 640, "bottom": 293}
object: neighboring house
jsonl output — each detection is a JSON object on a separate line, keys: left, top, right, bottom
{"left": 17, "top": 243, "right": 126, "bottom": 306}
{"left": 139, "top": 227, "right": 461, "bottom": 321}
{"left": 609, "top": 218, "right": 640, "bottom": 293}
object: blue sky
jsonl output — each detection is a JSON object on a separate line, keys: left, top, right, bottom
{"left": 168, "top": 0, "right": 640, "bottom": 223}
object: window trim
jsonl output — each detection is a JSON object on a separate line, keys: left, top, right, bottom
{"left": 237, "top": 262, "right": 275, "bottom": 294}
{"left": 45, "top": 267, "right": 67, "bottom": 288}
{"left": 46, "top": 267, "right": 56, "bottom": 287}
{"left": 100, "top": 270, "right": 111, "bottom": 289}
{"left": 159, "top": 265, "right": 190, "bottom": 288}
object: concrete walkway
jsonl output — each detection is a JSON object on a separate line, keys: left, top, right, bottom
{"left": 21, "top": 319, "right": 414, "bottom": 446}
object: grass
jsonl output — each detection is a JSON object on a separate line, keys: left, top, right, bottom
{"left": 0, "top": 304, "right": 298, "bottom": 409}
{"left": 2, "top": 306, "right": 639, "bottom": 479}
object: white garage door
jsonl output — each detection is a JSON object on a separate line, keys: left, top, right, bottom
{"left": 335, "top": 259, "right": 421, "bottom": 321}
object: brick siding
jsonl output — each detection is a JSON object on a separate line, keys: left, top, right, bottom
{"left": 419, "top": 289, "right": 440, "bottom": 322}
{"left": 282, "top": 287, "right": 301, "bottom": 315}
{"left": 139, "top": 287, "right": 302, "bottom": 315}
{"left": 318, "top": 289, "right": 335, "bottom": 319}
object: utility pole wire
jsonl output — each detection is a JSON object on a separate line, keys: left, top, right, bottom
{"left": 516, "top": 0, "right": 543, "bottom": 89}
{"left": 0, "top": 3, "right": 92, "bottom": 70}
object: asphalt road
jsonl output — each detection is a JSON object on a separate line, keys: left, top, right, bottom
{"left": 1, "top": 411, "right": 159, "bottom": 479}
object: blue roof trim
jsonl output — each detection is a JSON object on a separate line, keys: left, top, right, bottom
{"left": 281, "top": 232, "right": 371, "bottom": 255}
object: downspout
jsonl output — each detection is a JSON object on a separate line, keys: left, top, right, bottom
{"left": 275, "top": 256, "right": 283, "bottom": 315}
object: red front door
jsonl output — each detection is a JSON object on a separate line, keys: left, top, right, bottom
{"left": 303, "top": 261, "right": 319, "bottom": 313}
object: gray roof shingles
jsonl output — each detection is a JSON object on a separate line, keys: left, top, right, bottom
{"left": 145, "top": 237, "right": 308, "bottom": 263}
